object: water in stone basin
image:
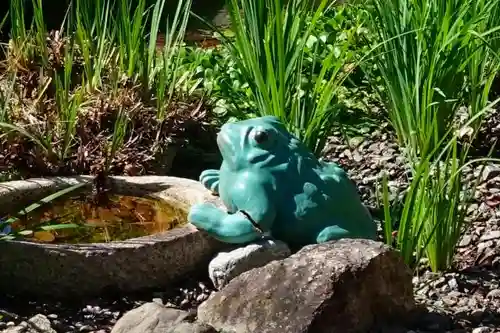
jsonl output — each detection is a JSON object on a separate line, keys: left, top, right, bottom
{"left": 3, "top": 194, "right": 187, "bottom": 244}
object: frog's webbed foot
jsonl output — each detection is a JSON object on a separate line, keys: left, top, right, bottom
{"left": 199, "top": 169, "right": 220, "bottom": 194}
{"left": 188, "top": 202, "right": 263, "bottom": 244}
{"left": 316, "top": 225, "right": 351, "bottom": 243}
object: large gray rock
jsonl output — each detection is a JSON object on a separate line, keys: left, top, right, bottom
{"left": 208, "top": 239, "right": 291, "bottom": 289}
{"left": 111, "top": 302, "right": 216, "bottom": 333}
{"left": 198, "top": 239, "right": 416, "bottom": 333}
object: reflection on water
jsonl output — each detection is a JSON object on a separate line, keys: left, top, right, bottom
{"left": 7, "top": 195, "right": 187, "bottom": 244}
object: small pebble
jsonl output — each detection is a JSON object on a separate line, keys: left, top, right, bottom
{"left": 152, "top": 298, "right": 163, "bottom": 305}
{"left": 470, "top": 309, "right": 485, "bottom": 319}
{"left": 442, "top": 296, "right": 457, "bottom": 307}
{"left": 448, "top": 278, "right": 459, "bottom": 290}
{"left": 472, "top": 327, "right": 490, "bottom": 333}
{"left": 486, "top": 289, "right": 500, "bottom": 299}
{"left": 432, "top": 277, "right": 447, "bottom": 288}
{"left": 479, "top": 230, "right": 500, "bottom": 241}
{"left": 79, "top": 325, "right": 93, "bottom": 332}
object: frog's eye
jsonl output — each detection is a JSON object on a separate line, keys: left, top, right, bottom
{"left": 253, "top": 130, "right": 269, "bottom": 144}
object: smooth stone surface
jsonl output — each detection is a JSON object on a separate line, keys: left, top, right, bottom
{"left": 208, "top": 238, "right": 291, "bottom": 289}
{"left": 0, "top": 176, "right": 228, "bottom": 299}
{"left": 110, "top": 303, "right": 215, "bottom": 333}
{"left": 1, "top": 314, "right": 56, "bottom": 333}
{"left": 198, "top": 239, "right": 416, "bottom": 333}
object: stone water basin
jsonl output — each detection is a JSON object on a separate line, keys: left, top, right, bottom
{"left": 0, "top": 176, "right": 226, "bottom": 299}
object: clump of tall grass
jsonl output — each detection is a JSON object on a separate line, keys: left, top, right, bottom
{"left": 379, "top": 111, "right": 499, "bottom": 272}
{"left": 1, "top": 0, "right": 194, "bottom": 170}
{"left": 366, "top": 0, "right": 500, "bottom": 160}
{"left": 54, "top": 42, "right": 85, "bottom": 161}
{"left": 368, "top": 0, "right": 500, "bottom": 271}
{"left": 73, "top": 0, "right": 115, "bottom": 91}
{"left": 72, "top": 0, "right": 192, "bottom": 108}
{"left": 7, "top": 0, "right": 33, "bottom": 69}
{"left": 199, "top": 0, "right": 358, "bottom": 155}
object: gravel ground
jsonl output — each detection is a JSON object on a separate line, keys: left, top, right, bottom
{"left": 0, "top": 275, "right": 216, "bottom": 333}
{"left": 1, "top": 115, "right": 499, "bottom": 333}
{"left": 324, "top": 114, "right": 500, "bottom": 333}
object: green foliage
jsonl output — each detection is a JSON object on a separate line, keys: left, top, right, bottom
{"left": 196, "top": 0, "right": 361, "bottom": 155}
{"left": 55, "top": 43, "right": 85, "bottom": 161}
{"left": 74, "top": 0, "right": 115, "bottom": 90}
{"left": 105, "top": 108, "right": 129, "bottom": 173}
{"left": 176, "top": 45, "right": 254, "bottom": 119}
{"left": 369, "top": 0, "right": 500, "bottom": 271}
{"left": 9, "top": 0, "right": 27, "bottom": 49}
{"left": 1, "top": 0, "right": 194, "bottom": 168}
{"left": 1, "top": 0, "right": 499, "bottom": 275}
{"left": 366, "top": 0, "right": 500, "bottom": 160}
{"left": 71, "top": 0, "right": 192, "bottom": 107}
{"left": 380, "top": 115, "right": 499, "bottom": 272}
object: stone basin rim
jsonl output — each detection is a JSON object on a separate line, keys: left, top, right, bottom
{"left": 0, "top": 175, "right": 221, "bottom": 249}
{"left": 0, "top": 175, "right": 227, "bottom": 299}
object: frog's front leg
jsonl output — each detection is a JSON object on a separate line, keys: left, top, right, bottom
{"left": 316, "top": 225, "right": 351, "bottom": 243}
{"left": 188, "top": 178, "right": 276, "bottom": 244}
{"left": 199, "top": 169, "right": 220, "bottom": 194}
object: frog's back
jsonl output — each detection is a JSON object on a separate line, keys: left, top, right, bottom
{"left": 270, "top": 150, "right": 375, "bottom": 246}
{"left": 318, "top": 159, "right": 375, "bottom": 233}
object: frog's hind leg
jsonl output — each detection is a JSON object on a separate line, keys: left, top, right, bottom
{"left": 316, "top": 225, "right": 351, "bottom": 243}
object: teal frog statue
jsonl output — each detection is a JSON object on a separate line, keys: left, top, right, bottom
{"left": 187, "top": 116, "right": 377, "bottom": 248}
